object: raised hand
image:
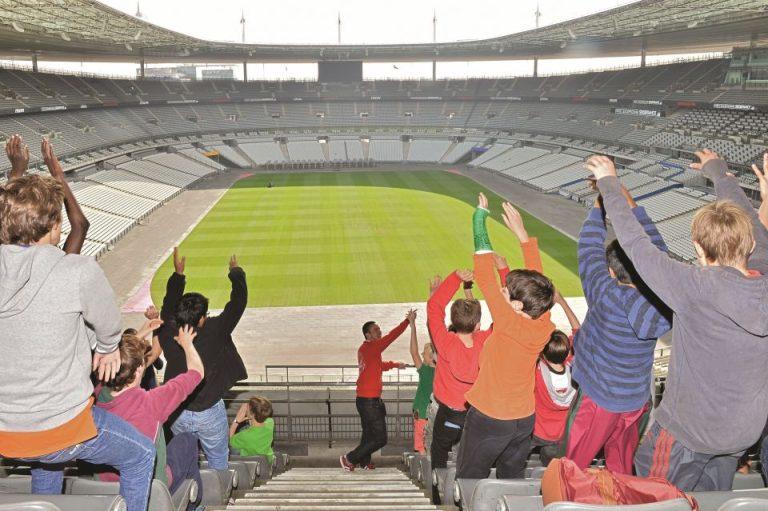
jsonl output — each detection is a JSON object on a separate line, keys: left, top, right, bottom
{"left": 235, "top": 402, "right": 250, "bottom": 423}
{"left": 173, "top": 246, "right": 186, "bottom": 275}
{"left": 41, "top": 138, "right": 64, "bottom": 180}
{"left": 502, "top": 202, "right": 529, "bottom": 243}
{"left": 456, "top": 269, "right": 474, "bottom": 282}
{"left": 751, "top": 153, "right": 768, "bottom": 203}
{"left": 477, "top": 192, "right": 488, "bottom": 210}
{"left": 690, "top": 149, "right": 721, "bottom": 171}
{"left": 492, "top": 253, "right": 508, "bottom": 270}
{"left": 174, "top": 325, "right": 198, "bottom": 349}
{"left": 6, "top": 134, "right": 29, "bottom": 179}
{"left": 406, "top": 309, "right": 417, "bottom": 325}
{"left": 585, "top": 155, "right": 617, "bottom": 180}
{"left": 429, "top": 275, "right": 442, "bottom": 297}
{"left": 144, "top": 305, "right": 159, "bottom": 320}
{"left": 92, "top": 350, "right": 121, "bottom": 383}
{"left": 229, "top": 254, "right": 238, "bottom": 269}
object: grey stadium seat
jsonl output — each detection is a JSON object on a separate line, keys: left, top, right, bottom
{"left": 199, "top": 468, "right": 236, "bottom": 507}
{"left": 464, "top": 478, "right": 542, "bottom": 511}
{"left": 0, "top": 494, "right": 125, "bottom": 511}
{"left": 229, "top": 454, "right": 272, "bottom": 481}
{"left": 718, "top": 498, "right": 768, "bottom": 511}
{"left": 733, "top": 473, "right": 766, "bottom": 490}
{"left": 542, "top": 499, "right": 693, "bottom": 511}
{"left": 691, "top": 489, "right": 768, "bottom": 511}
{"left": 67, "top": 477, "right": 197, "bottom": 511}
{"left": 433, "top": 466, "right": 457, "bottom": 505}
{"left": 201, "top": 460, "right": 251, "bottom": 489}
{"left": 0, "top": 502, "right": 62, "bottom": 511}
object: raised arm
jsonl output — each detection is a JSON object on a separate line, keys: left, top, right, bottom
{"left": 408, "top": 309, "right": 422, "bottom": 368}
{"left": 5, "top": 135, "right": 29, "bottom": 180}
{"left": 161, "top": 247, "right": 187, "bottom": 323}
{"left": 147, "top": 326, "right": 204, "bottom": 421}
{"left": 372, "top": 313, "right": 410, "bottom": 352}
{"left": 42, "top": 139, "right": 90, "bottom": 255}
{"left": 696, "top": 150, "right": 768, "bottom": 273}
{"left": 554, "top": 290, "right": 581, "bottom": 332}
{"left": 588, "top": 156, "right": 697, "bottom": 312}
{"left": 427, "top": 272, "right": 461, "bottom": 354}
{"left": 218, "top": 255, "right": 248, "bottom": 333}
{"left": 501, "top": 202, "right": 544, "bottom": 272}
{"left": 578, "top": 205, "right": 612, "bottom": 307}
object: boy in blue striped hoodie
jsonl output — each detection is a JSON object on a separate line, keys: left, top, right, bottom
{"left": 564, "top": 181, "right": 671, "bottom": 474}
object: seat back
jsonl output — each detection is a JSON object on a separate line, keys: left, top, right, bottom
{"left": 692, "top": 489, "right": 768, "bottom": 511}
{"left": 717, "top": 498, "right": 768, "bottom": 511}
{"left": 471, "top": 479, "right": 542, "bottom": 511}
{"left": 0, "top": 494, "right": 125, "bottom": 511}
{"left": 67, "top": 478, "right": 173, "bottom": 511}
{"left": 433, "top": 467, "right": 457, "bottom": 505}
{"left": 229, "top": 455, "right": 272, "bottom": 480}
{"left": 0, "top": 501, "right": 62, "bottom": 511}
{"left": 198, "top": 469, "right": 235, "bottom": 507}
{"left": 169, "top": 479, "right": 197, "bottom": 511}
{"left": 543, "top": 499, "right": 693, "bottom": 510}
{"left": 733, "top": 474, "right": 767, "bottom": 491}
{"left": 418, "top": 456, "right": 432, "bottom": 488}
{"left": 499, "top": 495, "right": 546, "bottom": 511}
{"left": 0, "top": 475, "right": 32, "bottom": 493}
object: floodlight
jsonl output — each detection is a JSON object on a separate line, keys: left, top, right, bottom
{"left": 134, "top": 29, "right": 142, "bottom": 40}
{"left": 11, "top": 21, "right": 24, "bottom": 33}
{"left": 560, "top": 41, "right": 567, "bottom": 49}
{"left": 61, "top": 32, "right": 71, "bottom": 41}
{"left": 125, "top": 42, "right": 133, "bottom": 51}
{"left": 567, "top": 28, "right": 576, "bottom": 40}
{"left": 687, "top": 20, "right": 698, "bottom": 28}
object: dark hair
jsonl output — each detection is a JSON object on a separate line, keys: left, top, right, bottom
{"left": 248, "top": 396, "right": 274, "bottom": 423}
{"left": 111, "top": 333, "right": 150, "bottom": 392}
{"left": 362, "top": 321, "right": 377, "bottom": 336}
{"left": 505, "top": 269, "right": 555, "bottom": 319}
{"left": 449, "top": 299, "right": 481, "bottom": 334}
{"left": 542, "top": 330, "right": 571, "bottom": 365}
{"left": 123, "top": 328, "right": 137, "bottom": 336}
{"left": 605, "top": 240, "right": 640, "bottom": 286}
{"left": 175, "top": 292, "right": 209, "bottom": 328}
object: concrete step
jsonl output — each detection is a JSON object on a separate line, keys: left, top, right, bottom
{"left": 236, "top": 497, "right": 431, "bottom": 504}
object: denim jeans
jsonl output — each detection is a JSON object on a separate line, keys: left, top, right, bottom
{"left": 346, "top": 397, "right": 387, "bottom": 466}
{"left": 171, "top": 399, "right": 229, "bottom": 470}
{"left": 22, "top": 406, "right": 156, "bottom": 511}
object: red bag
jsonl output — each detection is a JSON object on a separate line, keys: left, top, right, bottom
{"left": 541, "top": 458, "right": 698, "bottom": 510}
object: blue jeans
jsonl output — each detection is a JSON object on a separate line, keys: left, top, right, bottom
{"left": 171, "top": 400, "right": 229, "bottom": 470}
{"left": 22, "top": 406, "right": 155, "bottom": 511}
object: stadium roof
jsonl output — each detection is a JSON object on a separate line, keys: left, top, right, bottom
{"left": 1, "top": 0, "right": 768, "bottom": 63}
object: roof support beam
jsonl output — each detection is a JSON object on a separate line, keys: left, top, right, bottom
{"left": 641, "top": 39, "right": 647, "bottom": 68}
{"left": 31, "top": 52, "right": 37, "bottom": 72}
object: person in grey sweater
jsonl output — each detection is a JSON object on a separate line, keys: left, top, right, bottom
{"left": 0, "top": 175, "right": 155, "bottom": 511}
{"left": 585, "top": 153, "right": 768, "bottom": 492}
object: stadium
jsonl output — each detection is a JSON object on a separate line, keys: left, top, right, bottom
{"left": 1, "top": 0, "right": 768, "bottom": 510}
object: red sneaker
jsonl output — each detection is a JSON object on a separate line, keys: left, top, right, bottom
{"left": 339, "top": 455, "right": 355, "bottom": 472}
{"left": 361, "top": 463, "right": 376, "bottom": 470}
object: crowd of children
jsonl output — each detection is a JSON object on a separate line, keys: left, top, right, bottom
{"left": 2, "top": 131, "right": 768, "bottom": 511}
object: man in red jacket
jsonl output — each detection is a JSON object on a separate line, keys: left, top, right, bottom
{"left": 340, "top": 310, "right": 415, "bottom": 471}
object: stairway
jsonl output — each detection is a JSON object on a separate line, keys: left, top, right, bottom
{"left": 227, "top": 467, "right": 437, "bottom": 510}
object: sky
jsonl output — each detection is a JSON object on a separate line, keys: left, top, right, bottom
{"left": 3, "top": 0, "right": 717, "bottom": 80}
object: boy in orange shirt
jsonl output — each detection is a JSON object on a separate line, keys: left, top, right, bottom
{"left": 456, "top": 194, "right": 557, "bottom": 479}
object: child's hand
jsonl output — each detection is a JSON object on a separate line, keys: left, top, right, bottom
{"left": 584, "top": 155, "right": 617, "bottom": 180}
{"left": 751, "top": 153, "right": 768, "bottom": 203}
{"left": 406, "top": 309, "right": 417, "bottom": 325}
{"left": 235, "top": 403, "right": 249, "bottom": 423}
{"left": 492, "top": 254, "right": 508, "bottom": 270}
{"left": 477, "top": 192, "right": 488, "bottom": 210}
{"left": 144, "top": 305, "right": 159, "bottom": 320}
{"left": 502, "top": 202, "right": 529, "bottom": 243}
{"left": 174, "top": 325, "right": 197, "bottom": 349}
{"left": 456, "top": 269, "right": 474, "bottom": 282}
{"left": 690, "top": 149, "right": 721, "bottom": 170}
{"left": 429, "top": 275, "right": 442, "bottom": 296}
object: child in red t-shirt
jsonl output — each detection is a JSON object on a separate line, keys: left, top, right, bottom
{"left": 532, "top": 292, "right": 580, "bottom": 466}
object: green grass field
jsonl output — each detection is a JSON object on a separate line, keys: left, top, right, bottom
{"left": 150, "top": 170, "right": 582, "bottom": 308}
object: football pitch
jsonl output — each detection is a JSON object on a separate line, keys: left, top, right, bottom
{"left": 150, "top": 170, "right": 582, "bottom": 308}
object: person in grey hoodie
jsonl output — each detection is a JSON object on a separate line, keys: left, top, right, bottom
{"left": 586, "top": 152, "right": 768, "bottom": 492}
{"left": 0, "top": 175, "right": 156, "bottom": 511}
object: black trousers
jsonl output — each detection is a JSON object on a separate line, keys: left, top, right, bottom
{"left": 346, "top": 397, "right": 387, "bottom": 466}
{"left": 430, "top": 401, "right": 467, "bottom": 469}
{"left": 456, "top": 406, "right": 534, "bottom": 479}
